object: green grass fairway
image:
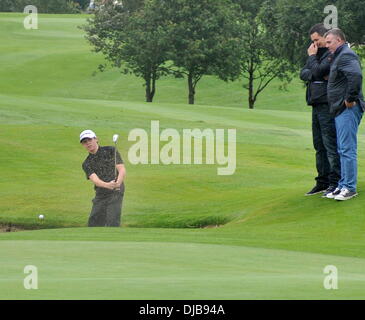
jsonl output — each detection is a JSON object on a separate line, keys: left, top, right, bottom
{"left": 1, "top": 229, "right": 365, "bottom": 299}
{"left": 1, "top": 13, "right": 365, "bottom": 299}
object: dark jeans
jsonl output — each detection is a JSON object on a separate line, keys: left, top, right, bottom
{"left": 88, "top": 191, "right": 124, "bottom": 227}
{"left": 312, "top": 103, "right": 341, "bottom": 187}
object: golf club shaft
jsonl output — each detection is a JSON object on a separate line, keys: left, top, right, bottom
{"left": 114, "top": 138, "right": 120, "bottom": 191}
{"left": 114, "top": 142, "right": 117, "bottom": 181}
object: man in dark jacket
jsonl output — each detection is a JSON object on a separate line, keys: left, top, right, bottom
{"left": 300, "top": 24, "right": 341, "bottom": 197}
{"left": 324, "top": 28, "right": 365, "bottom": 201}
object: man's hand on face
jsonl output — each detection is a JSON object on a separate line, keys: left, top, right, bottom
{"left": 345, "top": 100, "right": 356, "bottom": 108}
{"left": 308, "top": 43, "right": 318, "bottom": 56}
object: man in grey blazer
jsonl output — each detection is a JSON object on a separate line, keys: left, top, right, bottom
{"left": 324, "top": 28, "right": 365, "bottom": 201}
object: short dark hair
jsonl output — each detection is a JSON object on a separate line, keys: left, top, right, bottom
{"left": 324, "top": 28, "right": 347, "bottom": 42}
{"left": 309, "top": 23, "right": 329, "bottom": 37}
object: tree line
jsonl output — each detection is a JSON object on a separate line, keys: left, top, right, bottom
{"left": 0, "top": 0, "right": 89, "bottom": 13}
{"left": 2, "top": 0, "right": 363, "bottom": 108}
{"left": 83, "top": 0, "right": 365, "bottom": 108}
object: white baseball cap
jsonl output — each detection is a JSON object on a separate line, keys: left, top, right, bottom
{"left": 80, "top": 129, "right": 97, "bottom": 142}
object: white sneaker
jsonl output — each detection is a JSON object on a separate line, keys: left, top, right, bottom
{"left": 325, "top": 187, "right": 341, "bottom": 199}
{"left": 334, "top": 188, "right": 358, "bottom": 201}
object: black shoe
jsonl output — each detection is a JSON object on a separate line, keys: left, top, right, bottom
{"left": 322, "top": 186, "right": 337, "bottom": 198}
{"left": 305, "top": 185, "right": 328, "bottom": 196}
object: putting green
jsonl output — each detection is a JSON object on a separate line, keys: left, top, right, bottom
{"left": 1, "top": 235, "right": 365, "bottom": 299}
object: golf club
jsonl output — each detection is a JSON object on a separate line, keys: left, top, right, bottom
{"left": 113, "top": 134, "right": 120, "bottom": 191}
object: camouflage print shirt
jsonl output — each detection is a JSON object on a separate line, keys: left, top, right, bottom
{"left": 82, "top": 146, "right": 124, "bottom": 197}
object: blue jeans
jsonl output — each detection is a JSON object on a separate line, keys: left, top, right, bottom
{"left": 335, "top": 104, "right": 363, "bottom": 192}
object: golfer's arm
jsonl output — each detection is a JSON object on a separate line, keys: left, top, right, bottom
{"left": 116, "top": 164, "right": 126, "bottom": 185}
{"left": 89, "top": 173, "right": 109, "bottom": 189}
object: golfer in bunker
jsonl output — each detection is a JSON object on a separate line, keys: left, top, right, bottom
{"left": 80, "top": 130, "right": 126, "bottom": 227}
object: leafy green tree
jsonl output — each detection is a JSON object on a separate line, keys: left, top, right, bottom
{"left": 0, "top": 0, "right": 81, "bottom": 13}
{"left": 261, "top": 0, "right": 365, "bottom": 67}
{"left": 73, "top": 0, "right": 89, "bottom": 10}
{"left": 39, "top": 0, "right": 81, "bottom": 13}
{"left": 333, "top": 0, "right": 365, "bottom": 57}
{"left": 0, "top": 0, "right": 13, "bottom": 12}
{"left": 83, "top": 0, "right": 171, "bottom": 102}
{"left": 261, "top": 0, "right": 328, "bottom": 67}
{"left": 159, "top": 0, "right": 242, "bottom": 105}
{"left": 233, "top": 0, "right": 294, "bottom": 109}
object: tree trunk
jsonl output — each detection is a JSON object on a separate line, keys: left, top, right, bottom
{"left": 145, "top": 71, "right": 157, "bottom": 102}
{"left": 151, "top": 71, "right": 156, "bottom": 101}
{"left": 248, "top": 71, "right": 255, "bottom": 109}
{"left": 188, "top": 72, "right": 195, "bottom": 105}
{"left": 145, "top": 76, "right": 153, "bottom": 102}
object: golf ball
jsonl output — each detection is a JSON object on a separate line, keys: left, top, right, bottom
{"left": 39, "top": 214, "right": 44, "bottom": 220}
